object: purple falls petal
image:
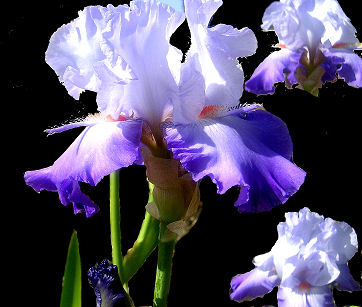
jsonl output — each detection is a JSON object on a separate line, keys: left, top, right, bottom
{"left": 333, "top": 264, "right": 361, "bottom": 292}
{"left": 25, "top": 119, "right": 142, "bottom": 217}
{"left": 245, "top": 49, "right": 303, "bottom": 95}
{"left": 323, "top": 49, "right": 362, "bottom": 87}
{"left": 277, "top": 285, "right": 335, "bottom": 307}
{"left": 164, "top": 108, "right": 306, "bottom": 213}
{"left": 230, "top": 268, "right": 280, "bottom": 302}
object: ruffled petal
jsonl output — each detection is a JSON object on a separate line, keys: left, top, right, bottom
{"left": 46, "top": 5, "right": 123, "bottom": 99}
{"left": 164, "top": 108, "right": 306, "bottom": 212}
{"left": 310, "top": 0, "right": 359, "bottom": 47}
{"left": 333, "top": 264, "right": 361, "bottom": 292}
{"left": 245, "top": 49, "right": 303, "bottom": 95}
{"left": 98, "top": 0, "right": 185, "bottom": 126}
{"left": 319, "top": 218, "right": 358, "bottom": 264}
{"left": 184, "top": 0, "right": 257, "bottom": 107}
{"left": 277, "top": 285, "right": 335, "bottom": 307}
{"left": 323, "top": 49, "right": 362, "bottom": 87}
{"left": 25, "top": 119, "right": 142, "bottom": 216}
{"left": 261, "top": 0, "right": 357, "bottom": 51}
{"left": 88, "top": 259, "right": 125, "bottom": 307}
{"left": 230, "top": 268, "right": 280, "bottom": 302}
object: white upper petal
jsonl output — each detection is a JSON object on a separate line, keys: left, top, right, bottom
{"left": 261, "top": 0, "right": 359, "bottom": 51}
{"left": 310, "top": 0, "right": 359, "bottom": 47}
{"left": 98, "top": 0, "right": 185, "bottom": 126}
{"left": 46, "top": 5, "right": 124, "bottom": 99}
{"left": 185, "top": 0, "right": 257, "bottom": 107}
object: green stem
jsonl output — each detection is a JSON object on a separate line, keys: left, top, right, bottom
{"left": 122, "top": 211, "right": 159, "bottom": 284}
{"left": 109, "top": 170, "right": 124, "bottom": 283}
{"left": 153, "top": 223, "right": 176, "bottom": 307}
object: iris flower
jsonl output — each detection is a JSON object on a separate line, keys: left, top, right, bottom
{"left": 230, "top": 207, "right": 360, "bottom": 306}
{"left": 88, "top": 259, "right": 125, "bottom": 307}
{"left": 24, "top": 0, "right": 305, "bottom": 217}
{"left": 245, "top": 0, "right": 362, "bottom": 95}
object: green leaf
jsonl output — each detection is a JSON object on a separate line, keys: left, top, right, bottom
{"left": 60, "top": 231, "right": 82, "bottom": 307}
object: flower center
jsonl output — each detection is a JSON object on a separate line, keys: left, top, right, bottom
{"left": 297, "top": 282, "right": 311, "bottom": 292}
{"left": 198, "top": 105, "right": 226, "bottom": 119}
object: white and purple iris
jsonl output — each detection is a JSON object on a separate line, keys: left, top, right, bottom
{"left": 24, "top": 0, "right": 306, "bottom": 217}
{"left": 230, "top": 207, "right": 360, "bottom": 306}
{"left": 245, "top": 0, "right": 362, "bottom": 95}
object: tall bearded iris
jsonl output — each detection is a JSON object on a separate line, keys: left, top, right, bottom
{"left": 24, "top": 0, "right": 305, "bottom": 217}
{"left": 245, "top": 0, "right": 362, "bottom": 96}
{"left": 230, "top": 207, "right": 360, "bottom": 306}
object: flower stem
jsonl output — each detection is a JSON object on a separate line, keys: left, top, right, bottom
{"left": 153, "top": 223, "right": 176, "bottom": 307}
{"left": 122, "top": 211, "right": 159, "bottom": 284}
{"left": 109, "top": 170, "right": 125, "bottom": 284}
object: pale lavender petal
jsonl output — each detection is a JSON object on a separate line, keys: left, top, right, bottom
{"left": 25, "top": 119, "right": 142, "bottom": 216}
{"left": 173, "top": 55, "right": 206, "bottom": 124}
{"left": 323, "top": 49, "right": 362, "bottom": 87}
{"left": 98, "top": 0, "right": 185, "bottom": 126}
{"left": 245, "top": 49, "right": 303, "bottom": 95}
{"left": 319, "top": 218, "right": 358, "bottom": 264}
{"left": 230, "top": 268, "right": 280, "bottom": 302}
{"left": 333, "top": 264, "right": 361, "bottom": 292}
{"left": 285, "top": 251, "right": 340, "bottom": 288}
{"left": 311, "top": 0, "right": 359, "bottom": 47}
{"left": 185, "top": 0, "right": 257, "bottom": 107}
{"left": 164, "top": 108, "right": 306, "bottom": 212}
{"left": 46, "top": 5, "right": 122, "bottom": 99}
{"left": 277, "top": 286, "right": 335, "bottom": 307}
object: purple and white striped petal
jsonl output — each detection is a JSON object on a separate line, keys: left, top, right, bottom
{"left": 230, "top": 268, "right": 280, "bottom": 302}
{"left": 184, "top": 0, "right": 257, "bottom": 107}
{"left": 25, "top": 118, "right": 142, "bottom": 217}
{"left": 164, "top": 107, "right": 306, "bottom": 212}
{"left": 277, "top": 285, "right": 335, "bottom": 307}
{"left": 245, "top": 48, "right": 303, "bottom": 95}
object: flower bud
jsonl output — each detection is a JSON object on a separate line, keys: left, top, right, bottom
{"left": 141, "top": 147, "right": 202, "bottom": 238}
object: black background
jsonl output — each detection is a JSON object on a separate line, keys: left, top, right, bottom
{"left": 3, "top": 0, "right": 361, "bottom": 306}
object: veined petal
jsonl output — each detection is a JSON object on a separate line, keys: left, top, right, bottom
{"left": 277, "top": 285, "right": 335, "bottom": 307}
{"left": 98, "top": 0, "right": 185, "bottom": 126}
{"left": 185, "top": 0, "right": 257, "bottom": 107}
{"left": 164, "top": 108, "right": 306, "bottom": 213}
{"left": 323, "top": 49, "right": 362, "bottom": 87}
{"left": 46, "top": 5, "right": 123, "bottom": 99}
{"left": 24, "top": 119, "right": 142, "bottom": 216}
{"left": 230, "top": 268, "right": 280, "bottom": 302}
{"left": 245, "top": 49, "right": 303, "bottom": 95}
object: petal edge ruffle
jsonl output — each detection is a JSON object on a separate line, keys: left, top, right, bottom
{"left": 164, "top": 108, "right": 306, "bottom": 212}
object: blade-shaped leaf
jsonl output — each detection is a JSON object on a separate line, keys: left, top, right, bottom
{"left": 60, "top": 230, "right": 81, "bottom": 307}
